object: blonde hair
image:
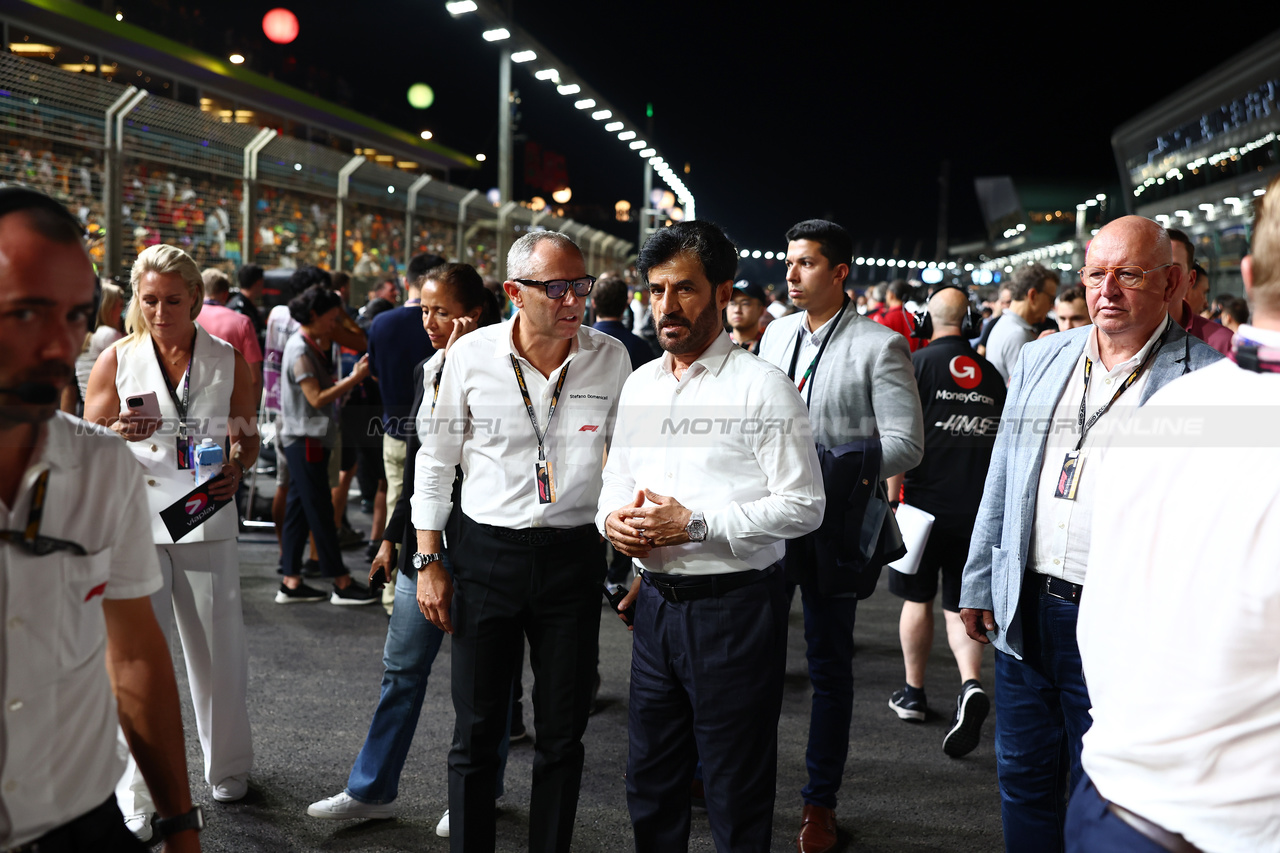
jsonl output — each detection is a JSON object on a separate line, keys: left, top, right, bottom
{"left": 1250, "top": 174, "right": 1280, "bottom": 317}
{"left": 98, "top": 281, "right": 125, "bottom": 330}
{"left": 124, "top": 244, "right": 204, "bottom": 344}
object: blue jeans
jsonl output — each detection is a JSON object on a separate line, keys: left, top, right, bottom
{"left": 994, "top": 583, "right": 1092, "bottom": 852}
{"left": 346, "top": 563, "right": 510, "bottom": 804}
{"left": 799, "top": 582, "right": 859, "bottom": 809}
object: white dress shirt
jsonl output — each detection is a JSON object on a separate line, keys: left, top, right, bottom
{"left": 789, "top": 313, "right": 836, "bottom": 392}
{"left": 1028, "top": 320, "right": 1166, "bottom": 584}
{"left": 411, "top": 318, "right": 632, "bottom": 531}
{"left": 0, "top": 414, "right": 162, "bottom": 847}
{"left": 596, "top": 331, "right": 826, "bottom": 576}
{"left": 1079, "top": 357, "right": 1280, "bottom": 852}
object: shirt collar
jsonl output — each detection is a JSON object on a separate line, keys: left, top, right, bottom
{"left": 802, "top": 313, "right": 836, "bottom": 345}
{"left": 659, "top": 330, "right": 736, "bottom": 380}
{"left": 1085, "top": 316, "right": 1169, "bottom": 372}
{"left": 1236, "top": 323, "right": 1280, "bottom": 349}
{"left": 493, "top": 314, "right": 587, "bottom": 361}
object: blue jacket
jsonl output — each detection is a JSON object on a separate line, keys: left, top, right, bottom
{"left": 958, "top": 323, "right": 1222, "bottom": 657}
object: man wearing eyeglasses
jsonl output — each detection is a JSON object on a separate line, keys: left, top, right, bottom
{"left": 959, "top": 215, "right": 1221, "bottom": 851}
{"left": 410, "top": 231, "right": 631, "bottom": 853}
{"left": 0, "top": 188, "right": 201, "bottom": 851}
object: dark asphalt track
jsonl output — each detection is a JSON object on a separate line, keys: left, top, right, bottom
{"left": 165, "top": 501, "right": 1003, "bottom": 852}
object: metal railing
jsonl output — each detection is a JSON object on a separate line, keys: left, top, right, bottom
{"left": 0, "top": 52, "right": 634, "bottom": 289}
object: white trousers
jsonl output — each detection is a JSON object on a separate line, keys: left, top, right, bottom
{"left": 116, "top": 538, "right": 253, "bottom": 814}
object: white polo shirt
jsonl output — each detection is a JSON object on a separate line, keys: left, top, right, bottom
{"left": 596, "top": 331, "right": 826, "bottom": 576}
{"left": 0, "top": 413, "right": 162, "bottom": 848}
{"left": 411, "top": 318, "right": 632, "bottom": 531}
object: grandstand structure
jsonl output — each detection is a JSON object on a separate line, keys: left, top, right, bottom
{"left": 0, "top": 0, "right": 632, "bottom": 291}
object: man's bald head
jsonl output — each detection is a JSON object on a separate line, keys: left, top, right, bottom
{"left": 1090, "top": 216, "right": 1172, "bottom": 268}
{"left": 1084, "top": 215, "right": 1178, "bottom": 357}
{"left": 927, "top": 286, "right": 971, "bottom": 336}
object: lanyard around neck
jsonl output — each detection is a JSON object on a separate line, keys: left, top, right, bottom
{"left": 0, "top": 470, "right": 87, "bottom": 556}
{"left": 787, "top": 295, "right": 849, "bottom": 405}
{"left": 1074, "top": 320, "right": 1169, "bottom": 451}
{"left": 510, "top": 354, "right": 570, "bottom": 462}
{"left": 152, "top": 331, "right": 194, "bottom": 436}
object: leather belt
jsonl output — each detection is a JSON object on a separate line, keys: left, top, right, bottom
{"left": 1092, "top": 783, "right": 1203, "bottom": 853}
{"left": 1036, "top": 572, "right": 1083, "bottom": 604}
{"left": 476, "top": 521, "right": 598, "bottom": 547}
{"left": 643, "top": 567, "right": 774, "bottom": 604}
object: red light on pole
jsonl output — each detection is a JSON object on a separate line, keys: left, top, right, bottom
{"left": 262, "top": 8, "right": 299, "bottom": 44}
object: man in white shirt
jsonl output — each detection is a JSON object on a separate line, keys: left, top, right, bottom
{"left": 959, "top": 216, "right": 1221, "bottom": 850}
{"left": 985, "top": 263, "right": 1058, "bottom": 383}
{"left": 600, "top": 221, "right": 825, "bottom": 853}
{"left": 411, "top": 231, "right": 631, "bottom": 853}
{"left": 0, "top": 187, "right": 201, "bottom": 851}
{"left": 1066, "top": 176, "right": 1280, "bottom": 853}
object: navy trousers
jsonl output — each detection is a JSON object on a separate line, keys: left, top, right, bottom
{"left": 798, "top": 581, "right": 859, "bottom": 809}
{"left": 280, "top": 440, "right": 345, "bottom": 578}
{"left": 1064, "top": 775, "right": 1168, "bottom": 853}
{"left": 627, "top": 568, "right": 788, "bottom": 853}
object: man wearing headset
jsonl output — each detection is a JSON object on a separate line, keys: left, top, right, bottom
{"left": 885, "top": 286, "right": 1006, "bottom": 760}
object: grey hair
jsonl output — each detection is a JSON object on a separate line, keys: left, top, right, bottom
{"left": 201, "top": 267, "right": 232, "bottom": 296}
{"left": 506, "top": 230, "right": 582, "bottom": 282}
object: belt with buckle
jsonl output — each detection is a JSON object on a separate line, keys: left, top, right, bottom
{"left": 476, "top": 521, "right": 598, "bottom": 547}
{"left": 1036, "top": 573, "right": 1083, "bottom": 604}
{"left": 1092, "top": 783, "right": 1203, "bottom": 853}
{"left": 642, "top": 567, "right": 774, "bottom": 604}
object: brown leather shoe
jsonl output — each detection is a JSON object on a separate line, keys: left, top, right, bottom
{"left": 797, "top": 804, "right": 838, "bottom": 853}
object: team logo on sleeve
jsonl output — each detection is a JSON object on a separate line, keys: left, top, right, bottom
{"left": 949, "top": 355, "right": 982, "bottom": 390}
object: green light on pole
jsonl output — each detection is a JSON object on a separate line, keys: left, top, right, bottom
{"left": 646, "top": 102, "right": 653, "bottom": 118}
{"left": 407, "top": 83, "right": 435, "bottom": 109}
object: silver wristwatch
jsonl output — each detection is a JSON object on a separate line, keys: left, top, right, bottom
{"left": 411, "top": 551, "right": 444, "bottom": 572}
{"left": 685, "top": 510, "right": 707, "bottom": 542}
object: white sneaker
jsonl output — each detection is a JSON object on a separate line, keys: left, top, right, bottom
{"left": 125, "top": 811, "right": 153, "bottom": 842}
{"left": 307, "top": 790, "right": 397, "bottom": 820}
{"left": 212, "top": 773, "right": 249, "bottom": 803}
{"left": 436, "top": 809, "right": 450, "bottom": 837}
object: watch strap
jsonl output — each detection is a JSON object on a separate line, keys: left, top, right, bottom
{"left": 153, "top": 804, "right": 204, "bottom": 838}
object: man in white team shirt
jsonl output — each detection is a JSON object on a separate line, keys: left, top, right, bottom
{"left": 601, "top": 220, "right": 825, "bottom": 853}
{"left": 0, "top": 187, "right": 200, "bottom": 851}
{"left": 1068, "top": 177, "right": 1280, "bottom": 853}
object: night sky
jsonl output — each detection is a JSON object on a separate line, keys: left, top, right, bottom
{"left": 192, "top": 1, "right": 1280, "bottom": 260}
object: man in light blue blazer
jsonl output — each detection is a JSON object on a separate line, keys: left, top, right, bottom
{"left": 959, "top": 216, "right": 1222, "bottom": 851}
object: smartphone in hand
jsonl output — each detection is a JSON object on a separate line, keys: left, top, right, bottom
{"left": 603, "top": 583, "right": 636, "bottom": 627}
{"left": 125, "top": 391, "right": 161, "bottom": 419}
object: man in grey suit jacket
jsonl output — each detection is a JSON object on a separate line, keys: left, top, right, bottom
{"left": 959, "top": 216, "right": 1222, "bottom": 852}
{"left": 759, "top": 219, "right": 923, "bottom": 853}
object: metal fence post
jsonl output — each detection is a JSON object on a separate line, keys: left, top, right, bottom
{"left": 240, "top": 127, "right": 277, "bottom": 270}
{"left": 496, "top": 200, "right": 518, "bottom": 281}
{"left": 455, "top": 188, "right": 480, "bottom": 263}
{"left": 102, "top": 86, "right": 143, "bottom": 278}
{"left": 335, "top": 155, "right": 366, "bottom": 272}
{"left": 405, "top": 174, "right": 434, "bottom": 270}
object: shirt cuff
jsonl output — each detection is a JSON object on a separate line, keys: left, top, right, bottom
{"left": 410, "top": 500, "right": 453, "bottom": 532}
{"left": 704, "top": 503, "right": 764, "bottom": 563}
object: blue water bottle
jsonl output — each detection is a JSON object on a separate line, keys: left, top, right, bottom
{"left": 195, "top": 438, "right": 223, "bottom": 485}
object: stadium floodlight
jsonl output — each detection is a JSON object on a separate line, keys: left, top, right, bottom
{"left": 752, "top": 250, "right": 762, "bottom": 259}
{"left": 591, "top": 109, "right": 612, "bottom": 120}
{"left": 574, "top": 99, "right": 596, "bottom": 110}
{"left": 511, "top": 50, "right": 537, "bottom": 63}
{"left": 618, "top": 130, "right": 637, "bottom": 141}
{"left": 739, "top": 250, "right": 749, "bottom": 258}
{"left": 534, "top": 68, "right": 559, "bottom": 81}
{"left": 638, "top": 148, "right": 656, "bottom": 158}
{"left": 446, "top": 0, "right": 478, "bottom": 14}
{"left": 604, "top": 121, "right": 624, "bottom": 132}
{"left": 482, "top": 28, "right": 510, "bottom": 41}
{"left": 628, "top": 140, "right": 647, "bottom": 150}
{"left": 556, "top": 83, "right": 581, "bottom": 95}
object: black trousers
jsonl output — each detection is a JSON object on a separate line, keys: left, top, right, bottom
{"left": 10, "top": 796, "right": 147, "bottom": 853}
{"left": 448, "top": 515, "right": 605, "bottom": 853}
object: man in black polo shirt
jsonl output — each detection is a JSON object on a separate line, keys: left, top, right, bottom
{"left": 887, "top": 286, "right": 1005, "bottom": 758}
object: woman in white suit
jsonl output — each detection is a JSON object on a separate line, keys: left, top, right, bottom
{"left": 85, "top": 244, "right": 258, "bottom": 838}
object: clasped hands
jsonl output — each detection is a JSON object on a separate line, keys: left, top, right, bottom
{"left": 604, "top": 488, "right": 693, "bottom": 558}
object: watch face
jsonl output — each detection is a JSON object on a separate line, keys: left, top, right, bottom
{"left": 412, "top": 552, "right": 425, "bottom": 569}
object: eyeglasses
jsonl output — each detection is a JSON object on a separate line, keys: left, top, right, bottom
{"left": 514, "top": 276, "right": 596, "bottom": 300}
{"left": 1077, "top": 263, "right": 1173, "bottom": 289}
